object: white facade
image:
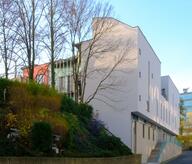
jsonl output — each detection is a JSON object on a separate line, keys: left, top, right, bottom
{"left": 83, "top": 18, "right": 180, "bottom": 163}
{"left": 160, "top": 76, "right": 180, "bottom": 134}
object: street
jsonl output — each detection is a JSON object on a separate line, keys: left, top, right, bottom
{"left": 167, "top": 151, "right": 192, "bottom": 164}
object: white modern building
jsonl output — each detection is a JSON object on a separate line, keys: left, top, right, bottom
{"left": 82, "top": 18, "right": 181, "bottom": 163}
{"left": 43, "top": 17, "right": 181, "bottom": 163}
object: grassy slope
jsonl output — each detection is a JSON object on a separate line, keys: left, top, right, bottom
{"left": 0, "top": 79, "right": 132, "bottom": 157}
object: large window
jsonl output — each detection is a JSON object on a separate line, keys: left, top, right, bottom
{"left": 58, "top": 76, "right": 73, "bottom": 94}
{"left": 59, "top": 77, "right": 64, "bottom": 91}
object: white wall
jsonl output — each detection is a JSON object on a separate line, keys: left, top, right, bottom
{"left": 84, "top": 17, "right": 180, "bottom": 151}
{"left": 84, "top": 18, "right": 139, "bottom": 148}
{"left": 137, "top": 28, "right": 179, "bottom": 135}
{"left": 161, "top": 76, "right": 180, "bottom": 134}
{"left": 137, "top": 28, "right": 161, "bottom": 123}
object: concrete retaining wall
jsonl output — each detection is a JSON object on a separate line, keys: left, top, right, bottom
{"left": 0, "top": 155, "right": 141, "bottom": 164}
{"left": 161, "top": 143, "right": 182, "bottom": 162}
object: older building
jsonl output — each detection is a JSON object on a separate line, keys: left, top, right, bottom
{"left": 22, "top": 63, "right": 49, "bottom": 84}
{"left": 54, "top": 59, "right": 74, "bottom": 96}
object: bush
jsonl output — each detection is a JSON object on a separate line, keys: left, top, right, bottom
{"left": 41, "top": 110, "right": 68, "bottom": 136}
{"left": 96, "top": 133, "right": 132, "bottom": 156}
{"left": 63, "top": 113, "right": 81, "bottom": 150}
{"left": 60, "top": 95, "right": 78, "bottom": 113}
{"left": 61, "top": 95, "right": 93, "bottom": 125}
{"left": 7, "top": 82, "right": 61, "bottom": 112}
{"left": 27, "top": 82, "right": 58, "bottom": 96}
{"left": 0, "top": 79, "right": 133, "bottom": 157}
{"left": 88, "top": 119, "right": 104, "bottom": 136}
{"left": 0, "top": 136, "right": 16, "bottom": 156}
{"left": 77, "top": 103, "right": 93, "bottom": 125}
{"left": 31, "top": 121, "right": 53, "bottom": 153}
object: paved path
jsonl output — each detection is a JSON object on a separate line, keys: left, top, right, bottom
{"left": 167, "top": 151, "right": 192, "bottom": 164}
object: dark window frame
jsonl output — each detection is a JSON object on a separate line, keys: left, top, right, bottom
{"left": 143, "top": 124, "right": 145, "bottom": 138}
{"left": 148, "top": 127, "right": 150, "bottom": 140}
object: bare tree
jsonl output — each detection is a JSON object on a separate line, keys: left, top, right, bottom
{"left": 61, "top": 0, "right": 93, "bottom": 101}
{"left": 41, "top": 0, "right": 66, "bottom": 88}
{"left": 62, "top": 0, "right": 132, "bottom": 104}
{"left": 79, "top": 17, "right": 122, "bottom": 103}
{"left": 0, "top": 0, "right": 17, "bottom": 79}
{"left": 12, "top": 0, "right": 44, "bottom": 81}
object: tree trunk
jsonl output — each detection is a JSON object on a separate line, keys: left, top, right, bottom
{"left": 31, "top": 0, "right": 35, "bottom": 81}
{"left": 50, "top": 0, "right": 55, "bottom": 88}
{"left": 2, "top": 15, "right": 8, "bottom": 79}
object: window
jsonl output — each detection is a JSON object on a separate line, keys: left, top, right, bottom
{"left": 36, "top": 74, "right": 44, "bottom": 84}
{"left": 139, "top": 72, "right": 141, "bottom": 78}
{"left": 161, "top": 103, "right": 162, "bottom": 119}
{"left": 148, "top": 127, "right": 150, "bottom": 140}
{"left": 143, "top": 124, "right": 145, "bottom": 138}
{"left": 151, "top": 73, "right": 154, "bottom": 79}
{"left": 59, "top": 77, "right": 64, "bottom": 91}
{"left": 139, "top": 95, "right": 142, "bottom": 101}
{"left": 147, "top": 101, "right": 150, "bottom": 112}
{"left": 68, "top": 76, "right": 74, "bottom": 94}
{"left": 153, "top": 129, "right": 155, "bottom": 141}
{"left": 139, "top": 48, "right": 141, "bottom": 55}
{"left": 67, "top": 76, "right": 71, "bottom": 93}
{"left": 156, "top": 99, "right": 158, "bottom": 117}
{"left": 161, "top": 88, "right": 167, "bottom": 99}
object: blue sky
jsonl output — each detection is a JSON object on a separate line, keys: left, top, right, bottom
{"left": 110, "top": 0, "right": 192, "bottom": 92}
